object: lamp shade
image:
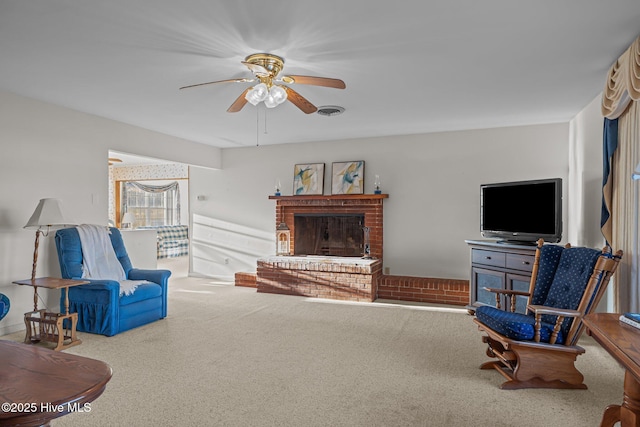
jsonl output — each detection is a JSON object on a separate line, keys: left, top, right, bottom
{"left": 121, "top": 212, "right": 135, "bottom": 226}
{"left": 24, "top": 198, "right": 74, "bottom": 229}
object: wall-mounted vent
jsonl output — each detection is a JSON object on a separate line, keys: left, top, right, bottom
{"left": 317, "top": 105, "right": 345, "bottom": 117}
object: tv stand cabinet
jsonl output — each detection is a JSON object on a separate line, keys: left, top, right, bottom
{"left": 465, "top": 240, "right": 537, "bottom": 314}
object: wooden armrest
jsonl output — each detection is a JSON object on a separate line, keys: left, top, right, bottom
{"left": 482, "top": 287, "right": 531, "bottom": 297}
{"left": 527, "top": 304, "right": 581, "bottom": 318}
{"left": 527, "top": 304, "right": 581, "bottom": 345}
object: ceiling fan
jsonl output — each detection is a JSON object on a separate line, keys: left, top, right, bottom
{"left": 179, "top": 53, "right": 346, "bottom": 114}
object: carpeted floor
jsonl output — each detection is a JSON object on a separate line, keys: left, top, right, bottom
{"left": 1, "top": 259, "right": 626, "bottom": 426}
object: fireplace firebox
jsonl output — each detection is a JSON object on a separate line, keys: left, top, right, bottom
{"left": 294, "top": 214, "right": 365, "bottom": 257}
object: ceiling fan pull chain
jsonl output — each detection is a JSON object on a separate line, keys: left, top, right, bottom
{"left": 264, "top": 107, "right": 268, "bottom": 135}
{"left": 256, "top": 104, "right": 259, "bottom": 146}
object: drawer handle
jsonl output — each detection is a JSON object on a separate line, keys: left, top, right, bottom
{"left": 523, "top": 261, "right": 530, "bottom": 265}
{"left": 485, "top": 256, "right": 491, "bottom": 260}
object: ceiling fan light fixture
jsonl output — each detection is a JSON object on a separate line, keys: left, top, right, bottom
{"left": 264, "top": 94, "right": 278, "bottom": 108}
{"left": 245, "top": 83, "right": 269, "bottom": 105}
{"left": 270, "top": 85, "right": 288, "bottom": 105}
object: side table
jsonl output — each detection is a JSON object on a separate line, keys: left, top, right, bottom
{"left": 13, "top": 277, "right": 88, "bottom": 351}
{"left": 0, "top": 340, "right": 112, "bottom": 427}
{"left": 583, "top": 313, "right": 640, "bottom": 427}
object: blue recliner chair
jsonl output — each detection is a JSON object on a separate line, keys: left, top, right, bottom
{"left": 55, "top": 227, "right": 171, "bottom": 336}
{"left": 0, "top": 293, "right": 9, "bottom": 321}
{"left": 473, "top": 239, "right": 622, "bottom": 389}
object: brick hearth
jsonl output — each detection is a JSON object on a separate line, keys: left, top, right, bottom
{"left": 257, "top": 256, "right": 382, "bottom": 302}
{"left": 238, "top": 270, "right": 468, "bottom": 306}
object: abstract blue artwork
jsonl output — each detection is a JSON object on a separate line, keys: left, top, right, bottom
{"left": 293, "top": 163, "right": 325, "bottom": 195}
{"left": 332, "top": 161, "right": 364, "bottom": 194}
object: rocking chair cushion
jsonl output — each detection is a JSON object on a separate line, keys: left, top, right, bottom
{"left": 530, "top": 245, "right": 564, "bottom": 306}
{"left": 475, "top": 305, "right": 564, "bottom": 344}
{"left": 540, "top": 247, "right": 602, "bottom": 336}
{"left": 542, "top": 247, "right": 601, "bottom": 309}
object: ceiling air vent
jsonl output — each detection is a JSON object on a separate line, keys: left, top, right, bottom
{"left": 317, "top": 106, "right": 345, "bottom": 117}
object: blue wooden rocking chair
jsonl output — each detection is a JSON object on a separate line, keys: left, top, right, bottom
{"left": 473, "top": 239, "right": 622, "bottom": 389}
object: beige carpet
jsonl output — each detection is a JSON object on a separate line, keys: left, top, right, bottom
{"left": 2, "top": 261, "right": 626, "bottom": 426}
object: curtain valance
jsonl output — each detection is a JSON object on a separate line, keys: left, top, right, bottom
{"left": 602, "top": 36, "right": 640, "bottom": 119}
{"left": 127, "top": 181, "right": 179, "bottom": 193}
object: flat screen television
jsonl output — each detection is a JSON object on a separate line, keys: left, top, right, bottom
{"left": 480, "top": 178, "right": 562, "bottom": 244}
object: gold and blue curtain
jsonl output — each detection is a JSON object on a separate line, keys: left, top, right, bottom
{"left": 601, "top": 35, "right": 640, "bottom": 311}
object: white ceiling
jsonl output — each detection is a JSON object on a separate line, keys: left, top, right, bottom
{"left": 1, "top": 1, "right": 639, "bottom": 149}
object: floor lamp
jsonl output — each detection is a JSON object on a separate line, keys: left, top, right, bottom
{"left": 24, "top": 198, "right": 74, "bottom": 281}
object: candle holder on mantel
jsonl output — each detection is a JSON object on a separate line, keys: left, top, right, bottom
{"left": 362, "top": 226, "right": 372, "bottom": 259}
{"left": 276, "top": 222, "right": 291, "bottom": 255}
{"left": 274, "top": 179, "right": 281, "bottom": 196}
{"left": 374, "top": 175, "right": 382, "bottom": 194}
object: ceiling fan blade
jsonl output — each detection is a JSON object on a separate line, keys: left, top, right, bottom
{"left": 179, "top": 78, "right": 253, "bottom": 90}
{"left": 241, "top": 61, "right": 270, "bottom": 77}
{"left": 227, "top": 88, "right": 251, "bottom": 113}
{"left": 280, "top": 75, "right": 346, "bottom": 89}
{"left": 284, "top": 87, "right": 317, "bottom": 114}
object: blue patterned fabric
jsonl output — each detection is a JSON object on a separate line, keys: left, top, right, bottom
{"left": 476, "top": 305, "right": 563, "bottom": 344}
{"left": 476, "top": 243, "right": 602, "bottom": 344}
{"left": 55, "top": 227, "right": 171, "bottom": 336}
{"left": 0, "top": 293, "right": 9, "bottom": 321}
{"left": 530, "top": 245, "right": 563, "bottom": 305}
{"left": 137, "top": 225, "right": 189, "bottom": 259}
{"left": 541, "top": 247, "right": 601, "bottom": 336}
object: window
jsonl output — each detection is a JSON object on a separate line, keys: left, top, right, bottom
{"left": 120, "top": 181, "right": 181, "bottom": 227}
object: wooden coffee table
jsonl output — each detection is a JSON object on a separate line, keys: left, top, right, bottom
{"left": 0, "top": 340, "right": 112, "bottom": 427}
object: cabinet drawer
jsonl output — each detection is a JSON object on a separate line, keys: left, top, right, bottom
{"left": 472, "top": 249, "right": 506, "bottom": 268}
{"left": 506, "top": 253, "right": 535, "bottom": 272}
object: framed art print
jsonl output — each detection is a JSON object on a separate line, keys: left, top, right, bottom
{"left": 332, "top": 161, "right": 364, "bottom": 194}
{"left": 293, "top": 163, "right": 325, "bottom": 195}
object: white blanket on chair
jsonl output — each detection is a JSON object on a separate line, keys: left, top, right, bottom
{"left": 76, "top": 224, "right": 143, "bottom": 296}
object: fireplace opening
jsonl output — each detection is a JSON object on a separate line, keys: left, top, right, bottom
{"left": 294, "top": 214, "right": 365, "bottom": 257}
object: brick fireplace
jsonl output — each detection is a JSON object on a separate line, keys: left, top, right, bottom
{"left": 256, "top": 194, "right": 387, "bottom": 301}
{"left": 271, "top": 194, "right": 387, "bottom": 259}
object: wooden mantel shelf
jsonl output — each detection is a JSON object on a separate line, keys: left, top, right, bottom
{"left": 269, "top": 194, "right": 388, "bottom": 201}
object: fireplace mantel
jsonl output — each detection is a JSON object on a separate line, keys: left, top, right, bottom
{"left": 269, "top": 194, "right": 388, "bottom": 201}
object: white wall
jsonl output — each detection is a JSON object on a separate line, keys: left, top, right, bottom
{"left": 568, "top": 94, "right": 607, "bottom": 248}
{"left": 190, "top": 123, "right": 570, "bottom": 280}
{"left": 0, "top": 90, "right": 221, "bottom": 335}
